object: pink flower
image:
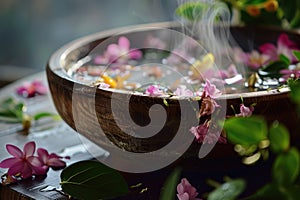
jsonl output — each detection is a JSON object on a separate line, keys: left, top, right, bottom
{"left": 190, "top": 124, "right": 226, "bottom": 144}
{"left": 235, "top": 104, "right": 254, "bottom": 117}
{"left": 0, "top": 142, "right": 43, "bottom": 179}
{"left": 259, "top": 33, "right": 299, "bottom": 63}
{"left": 0, "top": 141, "right": 69, "bottom": 182}
{"left": 199, "top": 96, "right": 219, "bottom": 117}
{"left": 219, "top": 64, "right": 239, "bottom": 79}
{"left": 174, "top": 86, "right": 194, "bottom": 97}
{"left": 145, "top": 85, "right": 164, "bottom": 97}
{"left": 244, "top": 50, "right": 270, "bottom": 70}
{"left": 94, "top": 36, "right": 142, "bottom": 64}
{"left": 203, "top": 79, "right": 222, "bottom": 99}
{"left": 16, "top": 80, "right": 47, "bottom": 98}
{"left": 37, "top": 148, "right": 67, "bottom": 172}
{"left": 177, "top": 178, "right": 201, "bottom": 200}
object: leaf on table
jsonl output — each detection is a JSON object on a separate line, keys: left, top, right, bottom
{"left": 60, "top": 160, "right": 129, "bottom": 200}
{"left": 33, "top": 112, "right": 61, "bottom": 121}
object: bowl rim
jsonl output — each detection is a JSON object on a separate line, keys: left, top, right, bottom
{"left": 47, "top": 21, "right": 292, "bottom": 101}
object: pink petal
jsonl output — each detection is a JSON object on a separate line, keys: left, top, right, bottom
{"left": 278, "top": 34, "right": 297, "bottom": 49}
{"left": 107, "top": 44, "right": 122, "bottom": 58}
{"left": 259, "top": 43, "right": 278, "bottom": 61}
{"left": 0, "top": 158, "right": 20, "bottom": 168}
{"left": 7, "top": 161, "right": 25, "bottom": 176}
{"left": 37, "top": 148, "right": 49, "bottom": 164}
{"left": 129, "top": 49, "right": 142, "bottom": 60}
{"left": 21, "top": 163, "right": 33, "bottom": 179}
{"left": 118, "top": 36, "right": 130, "bottom": 50}
{"left": 177, "top": 183, "right": 185, "bottom": 194}
{"left": 33, "top": 165, "right": 49, "bottom": 175}
{"left": 27, "top": 156, "right": 43, "bottom": 167}
{"left": 23, "top": 141, "right": 36, "bottom": 157}
{"left": 177, "top": 193, "right": 190, "bottom": 200}
{"left": 47, "top": 158, "right": 66, "bottom": 168}
{"left": 6, "top": 144, "right": 23, "bottom": 158}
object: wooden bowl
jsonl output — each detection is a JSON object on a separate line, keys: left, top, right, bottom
{"left": 46, "top": 22, "right": 299, "bottom": 159}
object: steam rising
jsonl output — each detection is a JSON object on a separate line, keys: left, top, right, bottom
{"left": 176, "top": 0, "right": 245, "bottom": 76}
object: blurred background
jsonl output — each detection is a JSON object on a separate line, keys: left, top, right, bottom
{"left": 0, "top": 0, "right": 177, "bottom": 87}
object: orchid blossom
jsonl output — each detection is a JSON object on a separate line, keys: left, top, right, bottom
{"left": 94, "top": 36, "right": 142, "bottom": 64}
{"left": 0, "top": 142, "right": 43, "bottom": 179}
{"left": 37, "top": 148, "right": 68, "bottom": 171}
{"left": 177, "top": 178, "right": 202, "bottom": 200}
{"left": 0, "top": 141, "right": 68, "bottom": 183}
{"left": 244, "top": 50, "right": 270, "bottom": 70}
{"left": 203, "top": 79, "right": 222, "bottom": 99}
{"left": 259, "top": 33, "right": 299, "bottom": 63}
{"left": 235, "top": 104, "right": 254, "bottom": 117}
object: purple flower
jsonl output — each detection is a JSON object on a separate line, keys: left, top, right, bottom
{"left": 0, "top": 141, "right": 69, "bottom": 181}
{"left": 203, "top": 79, "right": 222, "bottom": 99}
{"left": 0, "top": 142, "right": 43, "bottom": 179}
{"left": 37, "top": 148, "right": 67, "bottom": 172}
{"left": 16, "top": 80, "right": 47, "bottom": 98}
{"left": 259, "top": 33, "right": 299, "bottom": 63}
{"left": 174, "top": 86, "right": 194, "bottom": 97}
{"left": 235, "top": 104, "right": 254, "bottom": 117}
{"left": 145, "top": 85, "right": 164, "bottom": 97}
{"left": 177, "top": 178, "right": 201, "bottom": 200}
{"left": 94, "top": 36, "right": 142, "bottom": 64}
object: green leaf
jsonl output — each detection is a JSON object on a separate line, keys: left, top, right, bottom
{"left": 288, "top": 79, "right": 300, "bottom": 105}
{"left": 260, "top": 61, "right": 289, "bottom": 78}
{"left": 279, "top": 54, "right": 290, "bottom": 65}
{"left": 175, "top": 2, "right": 208, "bottom": 21}
{"left": 33, "top": 112, "right": 61, "bottom": 121}
{"left": 60, "top": 160, "right": 129, "bottom": 200}
{"left": 159, "top": 168, "right": 181, "bottom": 200}
{"left": 293, "top": 50, "right": 300, "bottom": 61}
{"left": 245, "top": 183, "right": 300, "bottom": 200}
{"left": 269, "top": 122, "right": 290, "bottom": 153}
{"left": 272, "top": 147, "right": 300, "bottom": 186}
{"left": 279, "top": 0, "right": 298, "bottom": 22}
{"left": 223, "top": 116, "right": 268, "bottom": 145}
{"left": 208, "top": 179, "right": 246, "bottom": 200}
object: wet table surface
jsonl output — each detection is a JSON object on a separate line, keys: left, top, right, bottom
{"left": 0, "top": 71, "right": 104, "bottom": 200}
